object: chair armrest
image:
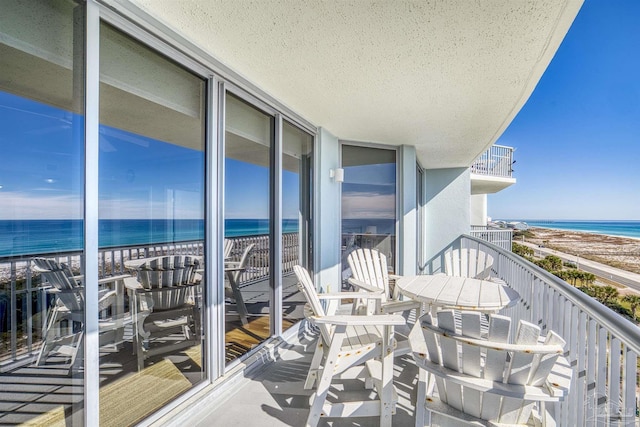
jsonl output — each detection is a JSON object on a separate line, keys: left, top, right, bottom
{"left": 124, "top": 277, "right": 145, "bottom": 291}
{"left": 317, "top": 291, "right": 385, "bottom": 300}
{"left": 347, "top": 277, "right": 382, "bottom": 293}
{"left": 98, "top": 274, "right": 131, "bottom": 286}
{"left": 310, "top": 314, "right": 405, "bottom": 327}
{"left": 381, "top": 300, "right": 421, "bottom": 314}
{"left": 388, "top": 274, "right": 402, "bottom": 281}
{"left": 138, "top": 283, "right": 200, "bottom": 295}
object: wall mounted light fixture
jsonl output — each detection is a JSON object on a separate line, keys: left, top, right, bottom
{"left": 329, "top": 168, "right": 344, "bottom": 183}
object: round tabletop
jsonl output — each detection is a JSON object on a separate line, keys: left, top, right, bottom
{"left": 396, "top": 274, "right": 519, "bottom": 312}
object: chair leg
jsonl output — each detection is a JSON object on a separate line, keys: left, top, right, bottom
{"left": 67, "top": 331, "right": 84, "bottom": 376}
{"left": 306, "top": 327, "right": 347, "bottom": 427}
{"left": 379, "top": 324, "right": 394, "bottom": 427}
{"left": 227, "top": 272, "right": 249, "bottom": 325}
{"left": 304, "top": 339, "right": 324, "bottom": 390}
{"left": 36, "top": 306, "right": 61, "bottom": 366}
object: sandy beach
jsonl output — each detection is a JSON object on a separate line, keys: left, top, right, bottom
{"left": 523, "top": 227, "right": 640, "bottom": 275}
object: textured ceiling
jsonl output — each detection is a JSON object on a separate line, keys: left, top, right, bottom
{"left": 129, "top": 0, "right": 582, "bottom": 168}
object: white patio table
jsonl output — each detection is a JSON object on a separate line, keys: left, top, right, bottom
{"left": 396, "top": 274, "right": 519, "bottom": 313}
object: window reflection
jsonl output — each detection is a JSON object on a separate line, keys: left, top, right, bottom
{"left": 0, "top": 1, "right": 85, "bottom": 425}
{"left": 224, "top": 93, "right": 273, "bottom": 363}
{"left": 98, "top": 23, "right": 206, "bottom": 425}
{"left": 282, "top": 121, "right": 313, "bottom": 329}
{"left": 341, "top": 145, "right": 397, "bottom": 276}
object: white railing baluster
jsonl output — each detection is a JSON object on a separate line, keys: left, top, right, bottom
{"left": 622, "top": 346, "right": 637, "bottom": 426}
{"left": 610, "top": 337, "right": 622, "bottom": 426}
{"left": 597, "top": 326, "right": 608, "bottom": 427}
{"left": 577, "top": 311, "right": 588, "bottom": 427}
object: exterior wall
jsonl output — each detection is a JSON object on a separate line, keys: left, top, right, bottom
{"left": 314, "top": 127, "right": 342, "bottom": 290}
{"left": 398, "top": 145, "right": 417, "bottom": 276}
{"left": 423, "top": 167, "right": 470, "bottom": 273}
{"left": 470, "top": 193, "right": 488, "bottom": 226}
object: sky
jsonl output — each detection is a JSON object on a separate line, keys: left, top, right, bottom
{"left": 489, "top": 0, "right": 640, "bottom": 221}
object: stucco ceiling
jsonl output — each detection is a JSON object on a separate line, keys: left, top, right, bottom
{"left": 128, "top": 0, "right": 583, "bottom": 169}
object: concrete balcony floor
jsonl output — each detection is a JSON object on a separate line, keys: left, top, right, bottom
{"left": 191, "top": 324, "right": 420, "bottom": 427}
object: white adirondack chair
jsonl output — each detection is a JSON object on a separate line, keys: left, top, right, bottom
{"left": 32, "top": 258, "right": 130, "bottom": 375}
{"left": 347, "top": 248, "right": 421, "bottom": 316}
{"left": 410, "top": 310, "right": 572, "bottom": 427}
{"left": 444, "top": 248, "right": 495, "bottom": 280}
{"left": 224, "top": 243, "right": 255, "bottom": 325}
{"left": 293, "top": 265, "right": 406, "bottom": 427}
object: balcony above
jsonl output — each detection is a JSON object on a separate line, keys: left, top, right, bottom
{"left": 470, "top": 144, "right": 516, "bottom": 194}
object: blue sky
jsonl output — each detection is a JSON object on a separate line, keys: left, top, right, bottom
{"left": 489, "top": 0, "right": 640, "bottom": 221}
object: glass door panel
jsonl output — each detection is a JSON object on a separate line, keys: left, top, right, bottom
{"left": 98, "top": 23, "right": 206, "bottom": 425}
{"left": 281, "top": 121, "right": 312, "bottom": 330}
{"left": 341, "top": 145, "right": 397, "bottom": 276}
{"left": 224, "top": 93, "right": 273, "bottom": 363}
{"left": 0, "top": 1, "right": 85, "bottom": 424}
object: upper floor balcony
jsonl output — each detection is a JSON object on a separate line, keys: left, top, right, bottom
{"left": 470, "top": 144, "right": 517, "bottom": 194}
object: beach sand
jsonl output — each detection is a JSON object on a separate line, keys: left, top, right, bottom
{"left": 524, "top": 227, "right": 640, "bottom": 275}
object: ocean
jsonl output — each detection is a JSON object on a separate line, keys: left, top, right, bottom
{"left": 517, "top": 220, "right": 640, "bottom": 239}
{"left": 0, "top": 219, "right": 299, "bottom": 258}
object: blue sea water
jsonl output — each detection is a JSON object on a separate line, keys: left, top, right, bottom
{"left": 0, "top": 219, "right": 299, "bottom": 257}
{"left": 516, "top": 220, "right": 640, "bottom": 239}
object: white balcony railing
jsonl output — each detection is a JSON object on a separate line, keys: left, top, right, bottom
{"left": 470, "top": 144, "right": 514, "bottom": 178}
{"left": 469, "top": 227, "right": 513, "bottom": 252}
{"left": 436, "top": 235, "right": 640, "bottom": 426}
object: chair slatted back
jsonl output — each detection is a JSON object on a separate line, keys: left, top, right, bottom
{"left": 137, "top": 255, "right": 199, "bottom": 310}
{"left": 224, "top": 239, "right": 234, "bottom": 259}
{"left": 32, "top": 258, "right": 84, "bottom": 312}
{"left": 445, "top": 248, "right": 494, "bottom": 279}
{"left": 293, "top": 265, "right": 332, "bottom": 345}
{"left": 420, "top": 310, "right": 565, "bottom": 425}
{"left": 228, "top": 243, "right": 255, "bottom": 283}
{"left": 347, "top": 248, "right": 390, "bottom": 299}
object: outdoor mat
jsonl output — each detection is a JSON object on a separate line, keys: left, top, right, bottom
{"left": 22, "top": 405, "right": 66, "bottom": 427}
{"left": 99, "top": 358, "right": 191, "bottom": 427}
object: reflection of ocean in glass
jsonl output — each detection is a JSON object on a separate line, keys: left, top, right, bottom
{"left": 0, "top": 219, "right": 299, "bottom": 257}
{"left": 341, "top": 219, "right": 395, "bottom": 235}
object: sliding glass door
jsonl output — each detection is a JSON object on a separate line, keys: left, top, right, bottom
{"left": 341, "top": 145, "right": 397, "bottom": 275}
{"left": 0, "top": 1, "right": 85, "bottom": 424}
{"left": 282, "top": 121, "right": 313, "bottom": 329}
{"left": 98, "top": 23, "right": 207, "bottom": 425}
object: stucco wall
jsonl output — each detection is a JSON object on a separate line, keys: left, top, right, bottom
{"left": 470, "top": 193, "right": 488, "bottom": 227}
{"left": 423, "top": 167, "right": 470, "bottom": 273}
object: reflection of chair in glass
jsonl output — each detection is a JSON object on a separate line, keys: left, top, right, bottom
{"left": 293, "top": 265, "right": 405, "bottom": 427}
{"left": 224, "top": 243, "right": 255, "bottom": 326}
{"left": 411, "top": 310, "right": 572, "bottom": 427}
{"left": 125, "top": 255, "right": 200, "bottom": 371}
{"left": 223, "top": 238, "right": 234, "bottom": 260}
{"left": 32, "top": 257, "right": 128, "bottom": 375}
